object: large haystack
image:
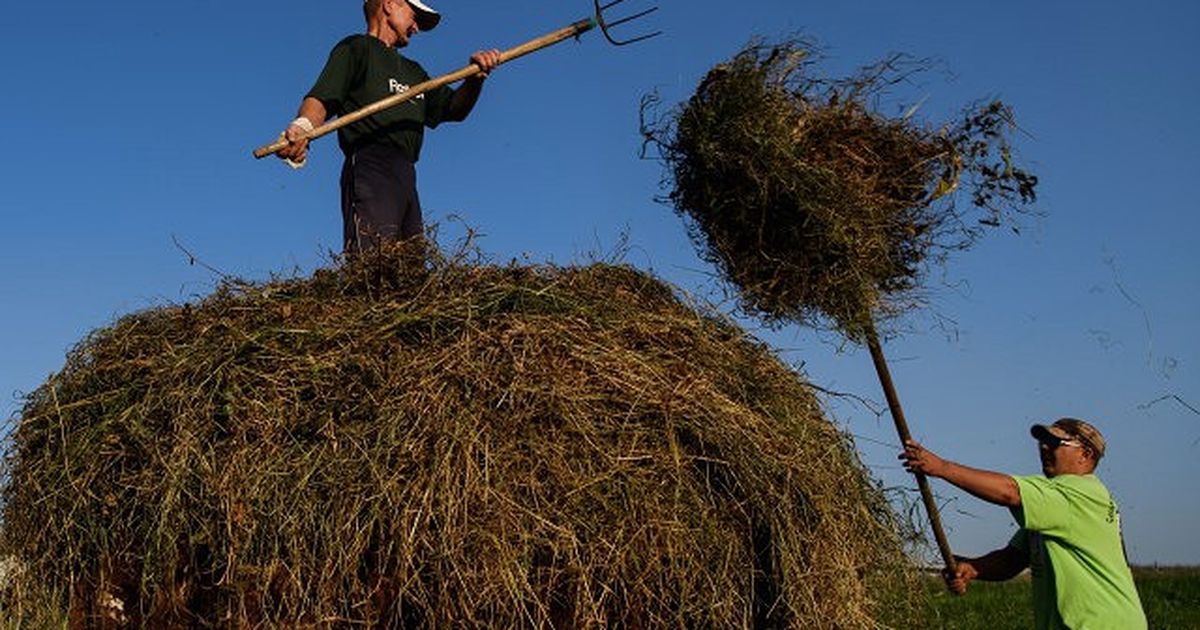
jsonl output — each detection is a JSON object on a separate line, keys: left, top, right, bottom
{"left": 2, "top": 245, "right": 916, "bottom": 628}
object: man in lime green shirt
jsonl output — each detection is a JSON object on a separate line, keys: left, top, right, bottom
{"left": 901, "top": 418, "right": 1146, "bottom": 629}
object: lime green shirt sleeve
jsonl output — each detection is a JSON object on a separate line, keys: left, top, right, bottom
{"left": 1010, "top": 474, "right": 1076, "bottom": 537}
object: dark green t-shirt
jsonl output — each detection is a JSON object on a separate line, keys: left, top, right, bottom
{"left": 306, "top": 34, "right": 453, "bottom": 161}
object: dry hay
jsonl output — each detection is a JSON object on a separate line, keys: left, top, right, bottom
{"left": 641, "top": 40, "right": 1039, "bottom": 340}
{"left": 1, "top": 243, "right": 918, "bottom": 628}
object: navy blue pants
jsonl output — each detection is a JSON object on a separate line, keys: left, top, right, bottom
{"left": 339, "top": 144, "right": 423, "bottom": 253}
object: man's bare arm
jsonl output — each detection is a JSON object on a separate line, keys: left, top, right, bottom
{"left": 277, "top": 97, "right": 329, "bottom": 163}
{"left": 901, "top": 440, "right": 1022, "bottom": 508}
{"left": 945, "top": 546, "right": 1028, "bottom": 594}
{"left": 445, "top": 49, "right": 501, "bottom": 122}
{"left": 970, "top": 546, "right": 1029, "bottom": 581}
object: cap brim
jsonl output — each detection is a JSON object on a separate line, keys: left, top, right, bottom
{"left": 408, "top": 0, "right": 440, "bottom": 31}
{"left": 1030, "top": 424, "right": 1056, "bottom": 442}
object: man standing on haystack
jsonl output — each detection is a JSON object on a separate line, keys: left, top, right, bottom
{"left": 901, "top": 417, "right": 1146, "bottom": 630}
{"left": 276, "top": 0, "right": 501, "bottom": 253}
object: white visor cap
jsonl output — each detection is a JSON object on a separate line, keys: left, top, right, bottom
{"left": 407, "top": 0, "right": 441, "bottom": 31}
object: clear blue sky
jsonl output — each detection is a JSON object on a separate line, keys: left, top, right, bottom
{"left": 1, "top": 1, "right": 1196, "bottom": 565}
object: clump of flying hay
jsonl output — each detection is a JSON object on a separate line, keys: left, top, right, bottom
{"left": 1, "top": 242, "right": 919, "bottom": 628}
{"left": 641, "top": 39, "right": 1039, "bottom": 340}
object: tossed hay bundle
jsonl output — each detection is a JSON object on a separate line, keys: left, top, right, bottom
{"left": 641, "top": 40, "right": 1039, "bottom": 572}
{"left": 2, "top": 244, "right": 916, "bottom": 628}
{"left": 642, "top": 39, "right": 1038, "bottom": 340}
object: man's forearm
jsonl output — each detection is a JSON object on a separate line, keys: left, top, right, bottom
{"left": 296, "top": 97, "right": 328, "bottom": 127}
{"left": 446, "top": 77, "right": 484, "bottom": 122}
{"left": 965, "top": 546, "right": 1028, "bottom": 581}
{"left": 934, "top": 460, "right": 1021, "bottom": 507}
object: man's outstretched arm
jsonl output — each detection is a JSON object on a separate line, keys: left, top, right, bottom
{"left": 900, "top": 440, "right": 1022, "bottom": 508}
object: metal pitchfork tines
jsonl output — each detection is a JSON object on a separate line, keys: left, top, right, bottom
{"left": 253, "top": 3, "right": 661, "bottom": 159}
{"left": 594, "top": 0, "right": 661, "bottom": 46}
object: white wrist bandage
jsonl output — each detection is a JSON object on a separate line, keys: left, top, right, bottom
{"left": 290, "top": 116, "right": 315, "bottom": 133}
{"left": 281, "top": 117, "right": 315, "bottom": 169}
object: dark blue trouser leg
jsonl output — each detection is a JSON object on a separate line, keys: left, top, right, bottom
{"left": 340, "top": 144, "right": 422, "bottom": 254}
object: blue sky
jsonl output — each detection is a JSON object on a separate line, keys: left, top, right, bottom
{"left": 1, "top": 1, "right": 1196, "bottom": 565}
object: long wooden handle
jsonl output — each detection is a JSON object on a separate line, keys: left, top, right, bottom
{"left": 254, "top": 18, "right": 596, "bottom": 159}
{"left": 864, "top": 324, "right": 957, "bottom": 574}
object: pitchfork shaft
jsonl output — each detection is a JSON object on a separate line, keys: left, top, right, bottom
{"left": 254, "top": 18, "right": 596, "bottom": 159}
{"left": 865, "top": 323, "right": 958, "bottom": 575}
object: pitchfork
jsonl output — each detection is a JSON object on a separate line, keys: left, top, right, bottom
{"left": 253, "top": 0, "right": 660, "bottom": 159}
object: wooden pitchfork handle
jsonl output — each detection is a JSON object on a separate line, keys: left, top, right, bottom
{"left": 864, "top": 323, "right": 958, "bottom": 575}
{"left": 253, "top": 17, "right": 597, "bottom": 159}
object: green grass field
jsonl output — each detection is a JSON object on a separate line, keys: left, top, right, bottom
{"left": 908, "top": 567, "right": 1200, "bottom": 630}
{"left": 3, "top": 567, "right": 1195, "bottom": 628}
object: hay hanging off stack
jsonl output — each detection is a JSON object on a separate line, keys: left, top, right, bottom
{"left": 642, "top": 40, "right": 1039, "bottom": 340}
{"left": 2, "top": 244, "right": 917, "bottom": 628}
